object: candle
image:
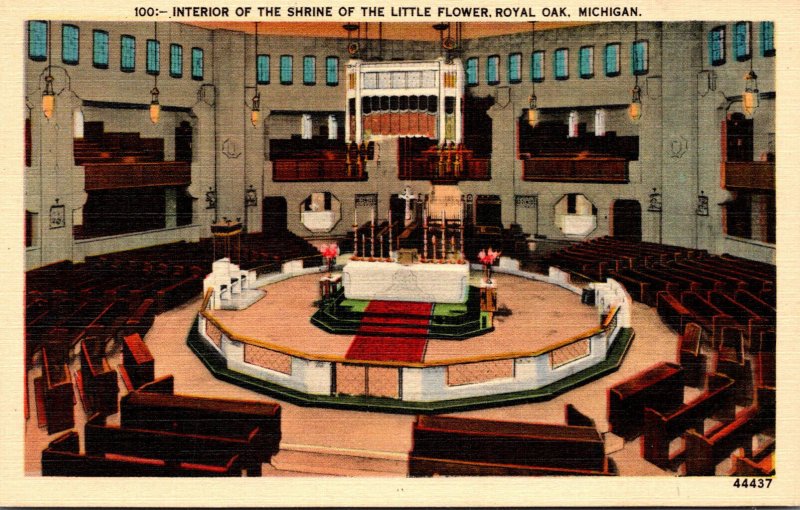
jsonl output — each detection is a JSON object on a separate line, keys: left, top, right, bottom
{"left": 432, "top": 235, "right": 437, "bottom": 260}
{"left": 371, "top": 207, "right": 375, "bottom": 226}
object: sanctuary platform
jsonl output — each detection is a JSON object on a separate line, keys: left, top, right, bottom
{"left": 190, "top": 268, "right": 635, "bottom": 413}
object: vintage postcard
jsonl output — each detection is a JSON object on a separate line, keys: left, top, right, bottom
{"left": 2, "top": 0, "right": 799, "bottom": 506}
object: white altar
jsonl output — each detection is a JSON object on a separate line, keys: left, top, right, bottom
{"left": 342, "top": 260, "right": 469, "bottom": 303}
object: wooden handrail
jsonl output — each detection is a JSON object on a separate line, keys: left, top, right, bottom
{"left": 199, "top": 291, "right": 621, "bottom": 369}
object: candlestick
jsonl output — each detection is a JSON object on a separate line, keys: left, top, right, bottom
{"left": 388, "top": 209, "right": 393, "bottom": 257}
{"left": 423, "top": 211, "right": 428, "bottom": 260}
{"left": 353, "top": 223, "right": 358, "bottom": 258}
{"left": 362, "top": 234, "right": 366, "bottom": 258}
{"left": 442, "top": 224, "right": 446, "bottom": 260}
{"left": 380, "top": 234, "right": 384, "bottom": 259}
{"left": 432, "top": 235, "right": 437, "bottom": 260}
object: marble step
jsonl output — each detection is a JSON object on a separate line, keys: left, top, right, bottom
{"left": 271, "top": 443, "right": 408, "bottom": 477}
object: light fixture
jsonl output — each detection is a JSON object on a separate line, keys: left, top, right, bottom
{"left": 42, "top": 21, "right": 55, "bottom": 119}
{"left": 149, "top": 22, "right": 160, "bottom": 124}
{"left": 696, "top": 190, "right": 709, "bottom": 216}
{"left": 743, "top": 69, "right": 759, "bottom": 118}
{"left": 629, "top": 84, "right": 642, "bottom": 122}
{"left": 648, "top": 188, "right": 662, "bottom": 212}
{"left": 629, "top": 22, "right": 642, "bottom": 122}
{"left": 251, "top": 22, "right": 261, "bottom": 127}
{"left": 343, "top": 23, "right": 360, "bottom": 56}
{"left": 245, "top": 184, "right": 258, "bottom": 207}
{"left": 528, "top": 21, "right": 538, "bottom": 127}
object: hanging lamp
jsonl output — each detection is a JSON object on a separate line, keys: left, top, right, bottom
{"left": 528, "top": 21, "right": 538, "bottom": 127}
{"left": 42, "top": 21, "right": 55, "bottom": 119}
{"left": 149, "top": 22, "right": 160, "bottom": 124}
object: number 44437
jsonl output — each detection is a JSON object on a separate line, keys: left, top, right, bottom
{"left": 733, "top": 478, "right": 772, "bottom": 488}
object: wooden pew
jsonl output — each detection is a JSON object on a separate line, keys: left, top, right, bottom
{"left": 79, "top": 338, "right": 119, "bottom": 416}
{"left": 120, "top": 376, "right": 281, "bottom": 474}
{"left": 156, "top": 274, "right": 202, "bottom": 313}
{"left": 120, "top": 333, "right": 155, "bottom": 391}
{"left": 683, "top": 387, "right": 775, "bottom": 476}
{"left": 42, "top": 431, "right": 243, "bottom": 477}
{"left": 607, "top": 271, "right": 650, "bottom": 305}
{"left": 730, "top": 442, "right": 775, "bottom": 476}
{"left": 713, "top": 328, "right": 754, "bottom": 407}
{"left": 608, "top": 362, "right": 685, "bottom": 440}
{"left": 734, "top": 290, "right": 776, "bottom": 326}
{"left": 677, "top": 323, "right": 706, "bottom": 389}
{"left": 656, "top": 291, "right": 693, "bottom": 333}
{"left": 661, "top": 262, "right": 727, "bottom": 293}
{"left": 85, "top": 414, "right": 262, "bottom": 476}
{"left": 706, "top": 292, "right": 770, "bottom": 352}
{"left": 680, "top": 291, "right": 737, "bottom": 346}
{"left": 409, "top": 405, "right": 614, "bottom": 476}
{"left": 40, "top": 347, "right": 75, "bottom": 435}
{"left": 641, "top": 372, "right": 736, "bottom": 469}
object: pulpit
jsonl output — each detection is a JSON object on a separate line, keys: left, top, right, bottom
{"left": 319, "top": 274, "right": 342, "bottom": 301}
{"left": 211, "top": 220, "right": 242, "bottom": 265}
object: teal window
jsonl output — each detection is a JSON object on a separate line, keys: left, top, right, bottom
{"left": 93, "top": 30, "right": 109, "bottom": 69}
{"left": 146, "top": 39, "right": 160, "bottom": 75}
{"left": 325, "top": 56, "right": 339, "bottom": 85}
{"left": 280, "top": 55, "right": 292, "bottom": 84}
{"left": 487, "top": 55, "right": 499, "bottom": 85}
{"left": 303, "top": 55, "right": 316, "bottom": 85}
{"left": 761, "top": 22, "right": 775, "bottom": 57}
{"left": 709, "top": 26, "right": 725, "bottom": 66}
{"left": 28, "top": 21, "right": 47, "bottom": 61}
{"left": 579, "top": 46, "right": 594, "bottom": 78}
{"left": 604, "top": 43, "right": 620, "bottom": 76}
{"left": 61, "top": 24, "right": 79, "bottom": 65}
{"left": 466, "top": 57, "right": 478, "bottom": 86}
{"left": 554, "top": 48, "right": 568, "bottom": 80}
{"left": 734, "top": 22, "right": 751, "bottom": 61}
{"left": 632, "top": 40, "right": 648, "bottom": 75}
{"left": 191, "top": 47, "right": 203, "bottom": 80}
{"left": 531, "top": 51, "right": 544, "bottom": 82}
{"left": 170, "top": 44, "right": 182, "bottom": 78}
{"left": 120, "top": 35, "right": 135, "bottom": 72}
{"left": 257, "top": 54, "right": 269, "bottom": 84}
{"left": 508, "top": 53, "right": 522, "bottom": 83}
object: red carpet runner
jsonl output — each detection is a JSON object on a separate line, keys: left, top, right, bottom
{"left": 345, "top": 301, "right": 432, "bottom": 363}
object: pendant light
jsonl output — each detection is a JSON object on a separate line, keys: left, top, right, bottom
{"left": 528, "top": 21, "right": 538, "bottom": 127}
{"left": 149, "top": 22, "right": 160, "bottom": 124}
{"left": 628, "top": 22, "right": 642, "bottom": 122}
{"left": 743, "top": 61, "right": 759, "bottom": 118}
{"left": 251, "top": 22, "right": 261, "bottom": 127}
{"left": 42, "top": 21, "right": 55, "bottom": 119}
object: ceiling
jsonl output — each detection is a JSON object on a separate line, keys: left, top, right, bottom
{"left": 186, "top": 22, "right": 590, "bottom": 41}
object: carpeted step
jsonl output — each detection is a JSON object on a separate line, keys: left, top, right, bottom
{"left": 345, "top": 335, "right": 428, "bottom": 363}
{"left": 356, "top": 325, "right": 429, "bottom": 338}
{"left": 362, "top": 300, "right": 432, "bottom": 318}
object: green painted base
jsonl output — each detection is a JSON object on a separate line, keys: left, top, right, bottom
{"left": 187, "top": 318, "right": 636, "bottom": 414}
{"left": 311, "top": 286, "right": 493, "bottom": 340}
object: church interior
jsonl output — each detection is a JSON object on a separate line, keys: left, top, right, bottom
{"left": 24, "top": 20, "right": 776, "bottom": 477}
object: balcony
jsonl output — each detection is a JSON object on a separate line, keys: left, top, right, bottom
{"left": 521, "top": 156, "right": 628, "bottom": 183}
{"left": 722, "top": 161, "right": 775, "bottom": 191}
{"left": 272, "top": 159, "right": 368, "bottom": 182}
{"left": 84, "top": 162, "right": 191, "bottom": 191}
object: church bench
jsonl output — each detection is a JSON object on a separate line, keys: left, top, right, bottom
{"left": 79, "top": 338, "right": 119, "bottom": 417}
{"left": 660, "top": 262, "right": 728, "bottom": 293}
{"left": 120, "top": 376, "right": 281, "bottom": 472}
{"left": 85, "top": 414, "right": 262, "bottom": 476}
{"left": 679, "top": 291, "right": 737, "bottom": 346}
{"left": 683, "top": 386, "right": 775, "bottom": 477}
{"left": 754, "top": 349, "right": 775, "bottom": 389}
{"left": 730, "top": 441, "right": 775, "bottom": 476}
{"left": 641, "top": 372, "right": 736, "bottom": 469}
{"left": 550, "top": 251, "right": 605, "bottom": 280}
{"left": 583, "top": 241, "right": 669, "bottom": 268}
{"left": 409, "top": 407, "right": 613, "bottom": 476}
{"left": 656, "top": 291, "right": 693, "bottom": 333}
{"left": 155, "top": 274, "right": 203, "bottom": 313}
{"left": 641, "top": 266, "right": 702, "bottom": 293}
{"left": 713, "top": 328, "right": 754, "bottom": 407}
{"left": 120, "top": 298, "right": 156, "bottom": 340}
{"left": 120, "top": 333, "right": 155, "bottom": 391}
{"left": 708, "top": 256, "right": 776, "bottom": 285}
{"left": 705, "top": 292, "right": 770, "bottom": 352}
{"left": 615, "top": 268, "right": 679, "bottom": 303}
{"left": 734, "top": 290, "right": 776, "bottom": 326}
{"left": 608, "top": 362, "right": 685, "bottom": 440}
{"left": 41, "top": 347, "right": 75, "bottom": 435}
{"left": 677, "top": 323, "right": 706, "bottom": 389}
{"left": 671, "top": 261, "right": 747, "bottom": 293}
{"left": 688, "top": 259, "right": 773, "bottom": 294}
{"left": 42, "top": 431, "right": 243, "bottom": 477}
{"left": 607, "top": 271, "right": 650, "bottom": 305}
{"left": 719, "top": 254, "right": 775, "bottom": 276}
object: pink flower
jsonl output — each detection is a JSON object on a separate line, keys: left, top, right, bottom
{"left": 318, "top": 243, "right": 339, "bottom": 259}
{"left": 478, "top": 247, "right": 501, "bottom": 265}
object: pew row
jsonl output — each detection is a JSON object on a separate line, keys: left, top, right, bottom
{"left": 409, "top": 405, "right": 616, "bottom": 476}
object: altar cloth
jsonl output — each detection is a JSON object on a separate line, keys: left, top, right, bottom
{"left": 342, "top": 260, "right": 469, "bottom": 303}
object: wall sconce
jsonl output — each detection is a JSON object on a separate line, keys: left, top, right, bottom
{"left": 743, "top": 69, "right": 760, "bottom": 118}
{"left": 245, "top": 184, "right": 258, "bottom": 207}
{"left": 205, "top": 187, "right": 217, "bottom": 209}
{"left": 696, "top": 190, "right": 709, "bottom": 216}
{"left": 49, "top": 198, "right": 65, "bottom": 229}
{"left": 648, "top": 188, "right": 662, "bottom": 212}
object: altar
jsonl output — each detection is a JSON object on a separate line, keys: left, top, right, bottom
{"left": 342, "top": 260, "right": 469, "bottom": 303}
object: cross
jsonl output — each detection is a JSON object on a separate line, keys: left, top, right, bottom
{"left": 398, "top": 186, "right": 417, "bottom": 226}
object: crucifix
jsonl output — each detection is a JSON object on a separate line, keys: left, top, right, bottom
{"left": 398, "top": 186, "right": 417, "bottom": 227}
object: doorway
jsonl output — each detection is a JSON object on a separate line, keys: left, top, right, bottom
{"left": 175, "top": 121, "right": 193, "bottom": 162}
{"left": 514, "top": 195, "right": 538, "bottom": 237}
{"left": 611, "top": 200, "right": 642, "bottom": 242}
{"left": 262, "top": 196, "right": 288, "bottom": 236}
